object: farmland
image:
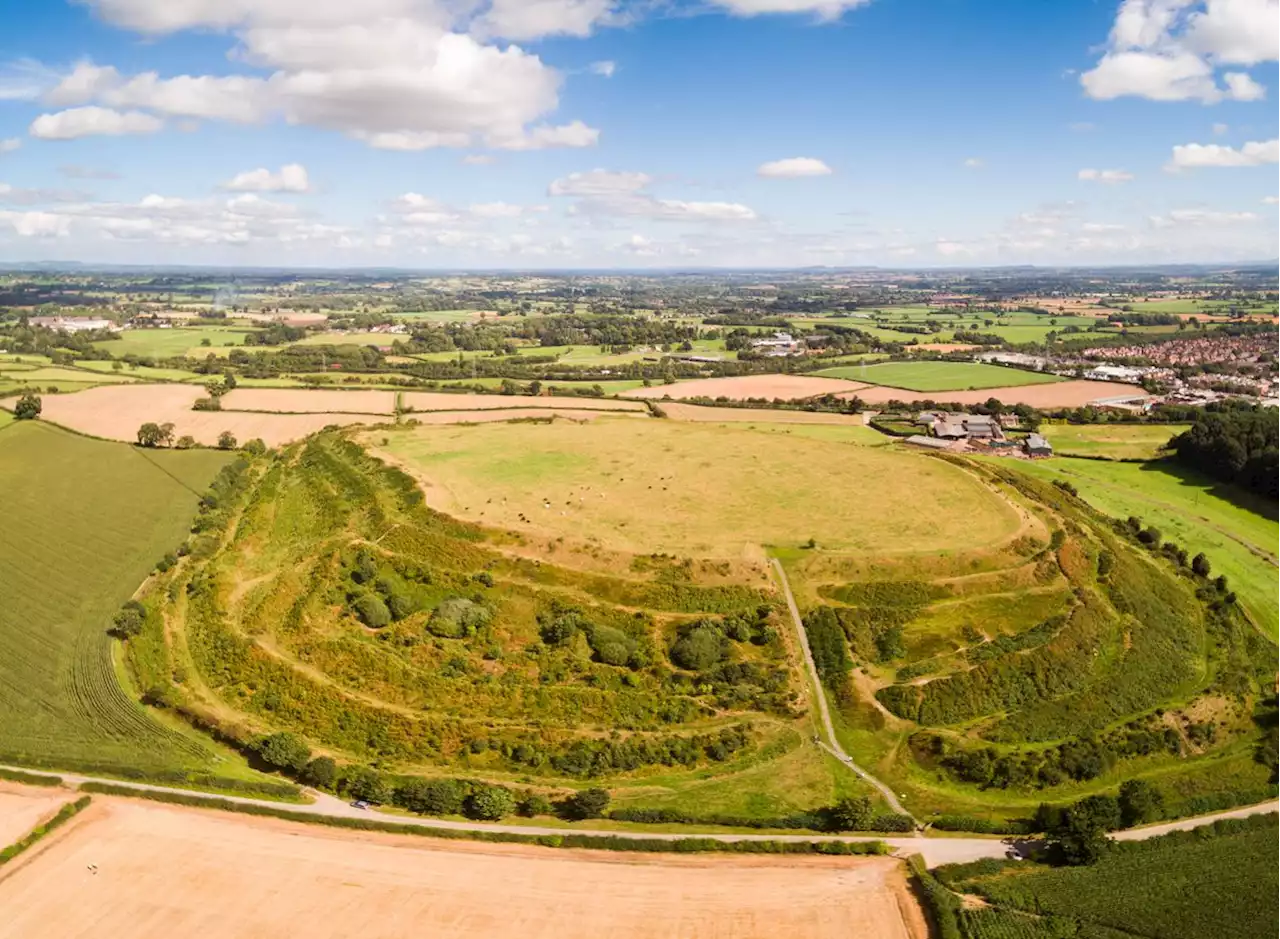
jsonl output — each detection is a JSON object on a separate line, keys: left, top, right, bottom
{"left": 0, "top": 421, "right": 237, "bottom": 773}
{"left": 934, "top": 814, "right": 1279, "bottom": 939}
{"left": 818, "top": 361, "right": 1063, "bottom": 392}
{"left": 367, "top": 418, "right": 1021, "bottom": 557}
{"left": 0, "top": 797, "right": 924, "bottom": 939}
{"left": 93, "top": 326, "right": 259, "bottom": 358}
{"left": 1038, "top": 423, "right": 1189, "bottom": 460}
{"left": 1001, "top": 455, "right": 1279, "bottom": 639}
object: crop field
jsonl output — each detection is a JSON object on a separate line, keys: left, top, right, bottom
{"left": 822, "top": 361, "right": 1064, "bottom": 392}
{"left": 850, "top": 379, "right": 1142, "bottom": 408}
{"left": 1038, "top": 423, "right": 1189, "bottom": 460}
{"left": 624, "top": 375, "right": 866, "bottom": 401}
{"left": 0, "top": 364, "right": 138, "bottom": 391}
{"left": 368, "top": 419, "right": 1022, "bottom": 557}
{"left": 0, "top": 786, "right": 71, "bottom": 848}
{"left": 938, "top": 814, "right": 1279, "bottom": 939}
{"left": 657, "top": 403, "right": 867, "bottom": 425}
{"left": 0, "top": 421, "right": 233, "bottom": 772}
{"left": 1003, "top": 456, "right": 1279, "bottom": 639}
{"left": 0, "top": 798, "right": 924, "bottom": 939}
{"left": 92, "top": 326, "right": 259, "bottom": 358}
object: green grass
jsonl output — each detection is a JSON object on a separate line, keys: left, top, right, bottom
{"left": 941, "top": 814, "right": 1279, "bottom": 939}
{"left": 74, "top": 360, "right": 204, "bottom": 382}
{"left": 0, "top": 421, "right": 236, "bottom": 772}
{"left": 92, "top": 326, "right": 259, "bottom": 358}
{"left": 0, "top": 366, "right": 137, "bottom": 386}
{"left": 1038, "top": 423, "right": 1189, "bottom": 460}
{"left": 820, "top": 361, "right": 1064, "bottom": 392}
{"left": 1003, "top": 456, "right": 1278, "bottom": 639}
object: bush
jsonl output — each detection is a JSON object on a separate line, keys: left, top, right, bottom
{"left": 518, "top": 795, "right": 554, "bottom": 817}
{"left": 826, "top": 796, "right": 873, "bottom": 831}
{"left": 1118, "top": 779, "right": 1165, "bottom": 828}
{"left": 669, "top": 624, "right": 726, "bottom": 671}
{"left": 464, "top": 785, "right": 516, "bottom": 821}
{"left": 343, "top": 766, "right": 391, "bottom": 804}
{"left": 561, "top": 788, "right": 611, "bottom": 820}
{"left": 111, "top": 600, "right": 146, "bottom": 639}
{"left": 257, "top": 732, "right": 311, "bottom": 774}
{"left": 13, "top": 392, "right": 41, "bottom": 420}
{"left": 352, "top": 593, "right": 392, "bottom": 628}
{"left": 301, "top": 756, "right": 338, "bottom": 789}
{"left": 428, "top": 597, "right": 490, "bottom": 638}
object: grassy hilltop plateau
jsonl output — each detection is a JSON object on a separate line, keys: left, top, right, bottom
{"left": 0, "top": 267, "right": 1276, "bottom": 938}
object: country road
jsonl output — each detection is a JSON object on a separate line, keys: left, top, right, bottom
{"left": 770, "top": 558, "right": 916, "bottom": 821}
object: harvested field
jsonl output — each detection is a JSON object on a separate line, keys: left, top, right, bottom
{"left": 369, "top": 418, "right": 1019, "bottom": 556}
{"left": 0, "top": 786, "right": 69, "bottom": 849}
{"left": 402, "top": 392, "right": 646, "bottom": 412}
{"left": 221, "top": 388, "right": 397, "bottom": 415}
{"left": 0, "top": 798, "right": 923, "bottom": 939}
{"left": 660, "top": 402, "right": 866, "bottom": 424}
{"left": 623, "top": 374, "right": 866, "bottom": 401}
{"left": 30, "top": 385, "right": 378, "bottom": 447}
{"left": 405, "top": 408, "right": 648, "bottom": 425}
{"left": 845, "top": 380, "right": 1144, "bottom": 408}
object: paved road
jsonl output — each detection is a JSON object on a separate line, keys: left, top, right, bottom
{"left": 770, "top": 558, "right": 916, "bottom": 821}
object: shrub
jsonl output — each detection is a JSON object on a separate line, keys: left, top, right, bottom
{"left": 428, "top": 597, "right": 491, "bottom": 638}
{"left": 14, "top": 392, "right": 42, "bottom": 420}
{"left": 257, "top": 732, "right": 311, "bottom": 774}
{"left": 343, "top": 766, "right": 391, "bottom": 804}
{"left": 464, "top": 785, "right": 516, "bottom": 821}
{"left": 826, "top": 796, "right": 873, "bottom": 831}
{"left": 397, "top": 778, "right": 466, "bottom": 815}
{"left": 1118, "top": 779, "right": 1165, "bottom": 827}
{"left": 518, "top": 795, "right": 554, "bottom": 817}
{"left": 352, "top": 593, "right": 392, "bottom": 628}
{"left": 111, "top": 600, "right": 146, "bottom": 639}
{"left": 302, "top": 756, "right": 338, "bottom": 789}
{"left": 561, "top": 788, "right": 611, "bottom": 820}
{"left": 669, "top": 624, "right": 727, "bottom": 671}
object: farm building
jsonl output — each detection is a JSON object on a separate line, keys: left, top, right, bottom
{"left": 1024, "top": 433, "right": 1053, "bottom": 457}
{"left": 926, "top": 412, "right": 1004, "bottom": 441}
{"left": 904, "top": 435, "right": 955, "bottom": 451}
{"left": 27, "top": 316, "right": 117, "bottom": 333}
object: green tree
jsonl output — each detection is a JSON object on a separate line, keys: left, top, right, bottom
{"left": 1048, "top": 795, "right": 1120, "bottom": 865}
{"left": 669, "top": 624, "right": 726, "bottom": 671}
{"left": 463, "top": 785, "right": 516, "bottom": 821}
{"left": 518, "top": 794, "right": 554, "bottom": 817}
{"left": 1118, "top": 779, "right": 1165, "bottom": 828}
{"left": 136, "top": 422, "right": 175, "bottom": 447}
{"left": 257, "top": 732, "right": 311, "bottom": 774}
{"left": 826, "top": 795, "right": 874, "bottom": 832}
{"left": 344, "top": 767, "right": 391, "bottom": 804}
{"left": 301, "top": 756, "right": 338, "bottom": 789}
{"left": 561, "top": 788, "right": 610, "bottom": 820}
{"left": 175, "top": 435, "right": 197, "bottom": 450}
{"left": 1191, "top": 553, "right": 1212, "bottom": 577}
{"left": 13, "top": 392, "right": 41, "bottom": 421}
{"left": 353, "top": 593, "right": 392, "bottom": 628}
{"left": 397, "top": 778, "right": 465, "bottom": 816}
{"left": 242, "top": 438, "right": 267, "bottom": 456}
{"left": 111, "top": 600, "right": 146, "bottom": 639}
{"left": 217, "top": 430, "right": 237, "bottom": 450}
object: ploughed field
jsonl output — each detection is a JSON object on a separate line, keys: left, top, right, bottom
{"left": 0, "top": 797, "right": 924, "bottom": 939}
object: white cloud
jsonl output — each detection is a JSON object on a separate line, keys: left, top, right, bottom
{"left": 710, "top": 0, "right": 872, "bottom": 18}
{"left": 222, "top": 163, "right": 311, "bottom": 193}
{"left": 469, "top": 201, "right": 525, "bottom": 218}
{"left": 1078, "top": 168, "right": 1135, "bottom": 183}
{"left": 59, "top": 164, "right": 121, "bottom": 180}
{"left": 29, "top": 106, "right": 163, "bottom": 140}
{"left": 1167, "top": 138, "right": 1279, "bottom": 168}
{"left": 462, "top": 154, "right": 496, "bottom": 165}
{"left": 0, "top": 138, "right": 20, "bottom": 154}
{"left": 53, "top": 3, "right": 599, "bottom": 153}
{"left": 1212, "top": 122, "right": 1229, "bottom": 134}
{"left": 1263, "top": 195, "right": 1279, "bottom": 204}
{"left": 589, "top": 60, "right": 617, "bottom": 77}
{"left": 0, "top": 183, "right": 88, "bottom": 206}
{"left": 1068, "top": 121, "right": 1099, "bottom": 132}
{"left": 476, "top": 0, "right": 616, "bottom": 40}
{"left": 757, "top": 157, "right": 833, "bottom": 178}
{"left": 0, "top": 59, "right": 58, "bottom": 102}
{"left": 1081, "top": 221, "right": 1127, "bottom": 232}
{"left": 549, "top": 169, "right": 652, "bottom": 196}
{"left": 549, "top": 168, "right": 757, "bottom": 221}
{"left": 0, "top": 210, "right": 72, "bottom": 238}
{"left": 1081, "top": 0, "right": 1278, "bottom": 103}
{"left": 963, "top": 157, "right": 984, "bottom": 169}
{"left": 1149, "top": 207, "right": 1259, "bottom": 226}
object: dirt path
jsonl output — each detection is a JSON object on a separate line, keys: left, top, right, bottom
{"left": 770, "top": 559, "right": 917, "bottom": 823}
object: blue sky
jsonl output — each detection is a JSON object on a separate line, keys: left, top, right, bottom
{"left": 0, "top": 0, "right": 1275, "bottom": 267}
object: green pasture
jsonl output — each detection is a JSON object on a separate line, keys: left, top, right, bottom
{"left": 0, "top": 421, "right": 239, "bottom": 772}
{"left": 1039, "top": 423, "right": 1189, "bottom": 460}
{"left": 819, "top": 360, "right": 1063, "bottom": 391}
{"left": 1004, "top": 456, "right": 1278, "bottom": 639}
{"left": 93, "top": 326, "right": 259, "bottom": 358}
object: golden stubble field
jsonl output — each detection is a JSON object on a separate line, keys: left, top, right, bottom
{"left": 0, "top": 798, "right": 926, "bottom": 939}
{"left": 365, "top": 417, "right": 1022, "bottom": 557}
{"left": 623, "top": 374, "right": 867, "bottom": 401}
{"left": 0, "top": 785, "right": 70, "bottom": 848}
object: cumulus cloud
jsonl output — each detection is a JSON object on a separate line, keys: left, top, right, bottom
{"left": 0, "top": 210, "right": 73, "bottom": 238}
{"left": 51, "top": 2, "right": 600, "bottom": 153}
{"left": 0, "top": 183, "right": 88, "bottom": 206}
{"left": 222, "top": 163, "right": 311, "bottom": 193}
{"left": 757, "top": 157, "right": 833, "bottom": 178}
{"left": 549, "top": 168, "right": 757, "bottom": 220}
{"left": 475, "top": 0, "right": 616, "bottom": 40}
{"left": 1264, "top": 195, "right": 1279, "bottom": 204}
{"left": 0, "top": 138, "right": 20, "bottom": 154}
{"left": 469, "top": 201, "right": 525, "bottom": 218}
{"left": 1166, "top": 138, "right": 1279, "bottom": 168}
{"left": 1078, "top": 168, "right": 1135, "bottom": 183}
{"left": 29, "top": 106, "right": 163, "bottom": 139}
{"left": 1081, "top": 0, "right": 1278, "bottom": 103}
{"left": 711, "top": 0, "right": 871, "bottom": 17}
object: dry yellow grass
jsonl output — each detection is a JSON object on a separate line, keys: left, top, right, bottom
{"left": 659, "top": 402, "right": 865, "bottom": 425}
{"left": 624, "top": 375, "right": 867, "bottom": 401}
{"left": 221, "top": 388, "right": 397, "bottom": 414}
{"left": 402, "top": 392, "right": 645, "bottom": 412}
{"left": 0, "top": 798, "right": 924, "bottom": 939}
{"left": 366, "top": 418, "right": 1021, "bottom": 557}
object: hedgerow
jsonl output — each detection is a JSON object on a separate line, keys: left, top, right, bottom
{"left": 0, "top": 796, "right": 91, "bottom": 864}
